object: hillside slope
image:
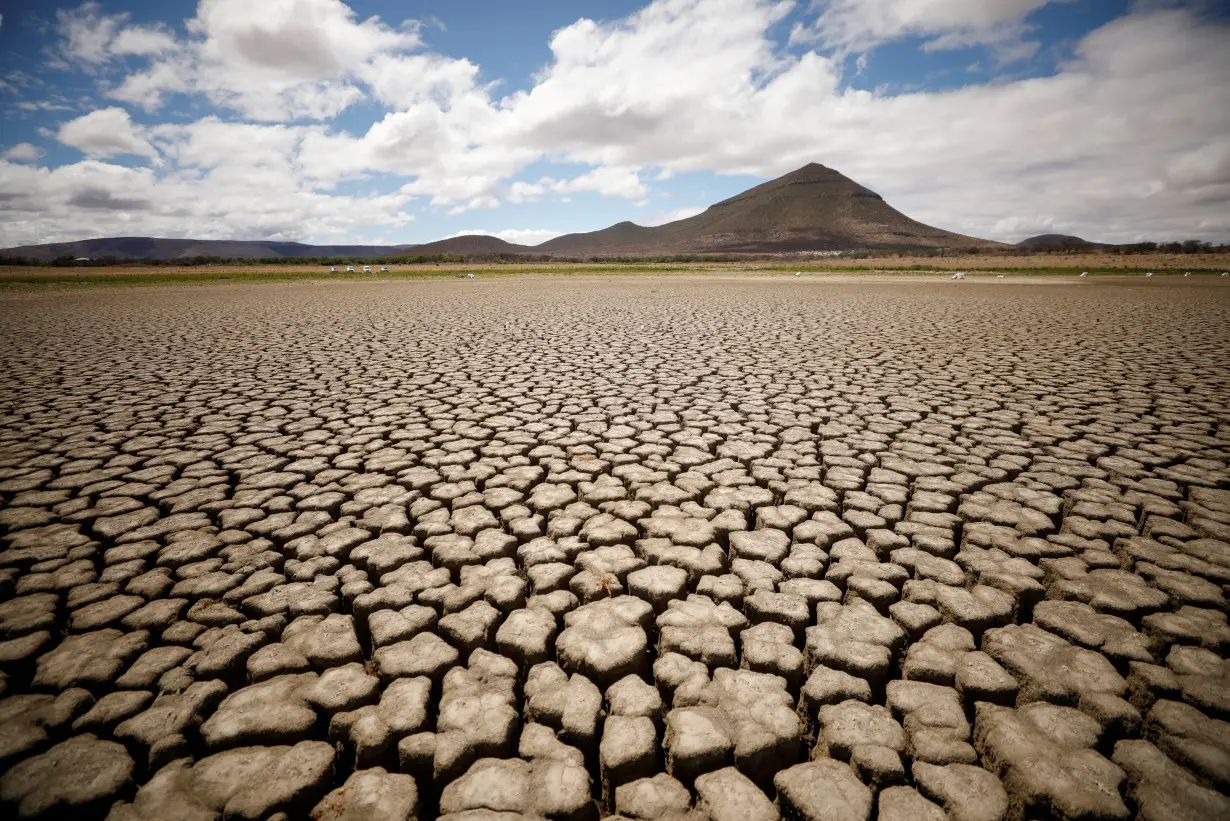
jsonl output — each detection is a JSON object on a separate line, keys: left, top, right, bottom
{"left": 541, "top": 163, "right": 1002, "bottom": 254}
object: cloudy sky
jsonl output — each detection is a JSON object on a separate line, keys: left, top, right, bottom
{"left": 0, "top": 0, "right": 1227, "bottom": 248}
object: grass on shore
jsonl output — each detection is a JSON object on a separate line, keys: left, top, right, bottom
{"left": 0, "top": 265, "right": 684, "bottom": 288}
{"left": 1, "top": 262, "right": 1227, "bottom": 289}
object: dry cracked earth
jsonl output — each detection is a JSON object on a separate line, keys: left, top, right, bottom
{"left": 1, "top": 276, "right": 1228, "bottom": 821}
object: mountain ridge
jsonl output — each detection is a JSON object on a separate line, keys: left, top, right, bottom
{"left": 0, "top": 163, "right": 1005, "bottom": 261}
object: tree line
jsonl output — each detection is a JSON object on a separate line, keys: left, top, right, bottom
{"left": 0, "top": 239, "right": 1224, "bottom": 268}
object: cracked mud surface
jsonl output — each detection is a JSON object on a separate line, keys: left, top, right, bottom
{"left": 1, "top": 276, "right": 1228, "bottom": 821}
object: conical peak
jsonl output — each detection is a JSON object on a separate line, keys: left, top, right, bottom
{"left": 711, "top": 162, "right": 878, "bottom": 210}
{"left": 782, "top": 162, "right": 837, "bottom": 179}
{"left": 775, "top": 162, "right": 870, "bottom": 190}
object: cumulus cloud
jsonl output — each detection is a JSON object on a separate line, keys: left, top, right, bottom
{"left": 551, "top": 166, "right": 649, "bottom": 199}
{"left": 502, "top": 0, "right": 797, "bottom": 168}
{"left": 58, "top": 0, "right": 427, "bottom": 120}
{"left": 496, "top": 168, "right": 651, "bottom": 205}
{"left": 446, "top": 195, "right": 501, "bottom": 216}
{"left": 791, "top": 0, "right": 1071, "bottom": 61}
{"left": 360, "top": 52, "right": 483, "bottom": 111}
{"left": 54, "top": 3, "right": 126, "bottom": 64}
{"left": 2, "top": 143, "right": 43, "bottom": 163}
{"left": 190, "top": 0, "right": 416, "bottom": 77}
{"left": 151, "top": 117, "right": 311, "bottom": 171}
{"left": 110, "top": 25, "right": 178, "bottom": 57}
{"left": 2, "top": 106, "right": 415, "bottom": 248}
{"left": 506, "top": 180, "right": 549, "bottom": 204}
{"left": 53, "top": 2, "right": 176, "bottom": 65}
{"left": 57, "top": 107, "right": 160, "bottom": 160}
{"left": 0, "top": 156, "right": 414, "bottom": 247}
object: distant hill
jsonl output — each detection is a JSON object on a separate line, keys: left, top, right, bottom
{"left": 0, "top": 236, "right": 418, "bottom": 262}
{"left": 0, "top": 233, "right": 538, "bottom": 262}
{"left": 0, "top": 237, "right": 409, "bottom": 262}
{"left": 398, "top": 235, "right": 528, "bottom": 256}
{"left": 1, "top": 163, "right": 1007, "bottom": 262}
{"left": 540, "top": 163, "right": 1004, "bottom": 255}
{"left": 536, "top": 221, "right": 658, "bottom": 255}
{"left": 1016, "top": 233, "right": 1106, "bottom": 251}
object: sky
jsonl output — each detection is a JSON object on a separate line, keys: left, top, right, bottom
{"left": 0, "top": 0, "right": 1227, "bottom": 249}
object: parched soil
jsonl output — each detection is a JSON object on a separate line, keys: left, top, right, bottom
{"left": 0, "top": 277, "right": 1228, "bottom": 820}
{"left": 794, "top": 251, "right": 1230, "bottom": 271}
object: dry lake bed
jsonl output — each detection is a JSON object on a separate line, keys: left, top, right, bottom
{"left": 1, "top": 276, "right": 1228, "bottom": 820}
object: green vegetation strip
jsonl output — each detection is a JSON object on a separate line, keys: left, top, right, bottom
{"left": 2, "top": 264, "right": 1226, "bottom": 289}
{"left": 0, "top": 266, "right": 696, "bottom": 288}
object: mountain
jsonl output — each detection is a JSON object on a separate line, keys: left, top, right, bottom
{"left": 535, "top": 221, "right": 658, "bottom": 255}
{"left": 539, "top": 163, "right": 1003, "bottom": 255}
{"left": 398, "top": 235, "right": 528, "bottom": 255}
{"left": 1016, "top": 233, "right": 1106, "bottom": 251}
{"left": 0, "top": 164, "right": 1005, "bottom": 262}
{"left": 0, "top": 233, "right": 530, "bottom": 262}
{"left": 0, "top": 237, "right": 409, "bottom": 262}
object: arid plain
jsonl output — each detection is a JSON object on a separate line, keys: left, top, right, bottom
{"left": 1, "top": 275, "right": 1228, "bottom": 821}
{"left": 1, "top": 251, "right": 1229, "bottom": 286}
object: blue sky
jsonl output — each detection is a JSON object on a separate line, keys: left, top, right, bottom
{"left": 1, "top": 0, "right": 1227, "bottom": 248}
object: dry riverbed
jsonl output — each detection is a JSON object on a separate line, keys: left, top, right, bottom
{"left": 0, "top": 277, "right": 1228, "bottom": 820}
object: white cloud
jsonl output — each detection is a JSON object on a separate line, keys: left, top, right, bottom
{"left": 294, "top": 0, "right": 796, "bottom": 206}
{"left": 450, "top": 228, "right": 564, "bottom": 246}
{"left": 110, "top": 25, "right": 180, "bottom": 57}
{"left": 189, "top": 0, "right": 417, "bottom": 78}
{"left": 57, "top": 107, "right": 160, "bottom": 160}
{"left": 53, "top": 2, "right": 178, "bottom": 65}
{"left": 15, "top": 100, "right": 76, "bottom": 113}
{"left": 791, "top": 0, "right": 1071, "bottom": 61}
{"left": 0, "top": 157, "right": 414, "bottom": 248}
{"left": 551, "top": 166, "right": 648, "bottom": 199}
{"left": 55, "top": 2, "right": 125, "bottom": 64}
{"left": 506, "top": 180, "right": 549, "bottom": 204}
{"left": 57, "top": 0, "right": 428, "bottom": 121}
{"left": 446, "top": 195, "right": 500, "bottom": 216}
{"left": 151, "top": 117, "right": 312, "bottom": 171}
{"left": 360, "top": 53, "right": 482, "bottom": 111}
{"left": 502, "top": 0, "right": 797, "bottom": 167}
{"left": 2, "top": 143, "right": 43, "bottom": 163}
